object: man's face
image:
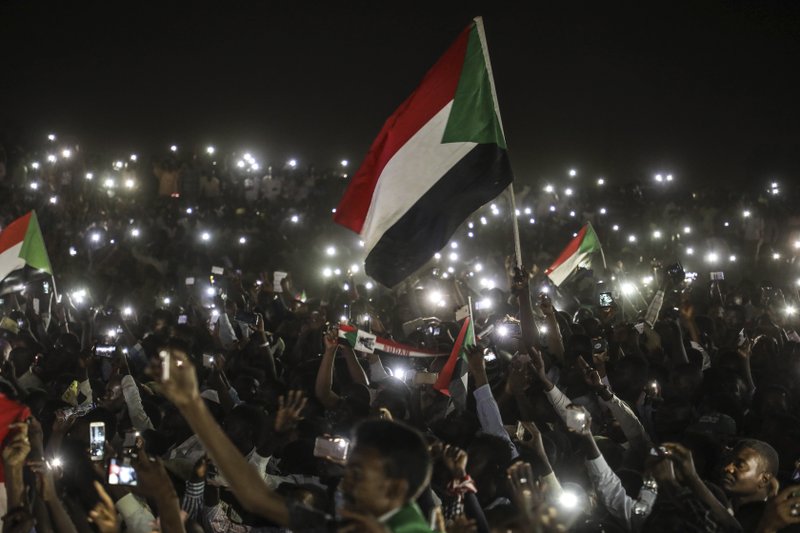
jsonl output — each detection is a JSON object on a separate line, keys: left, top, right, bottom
{"left": 341, "top": 446, "right": 406, "bottom": 517}
{"left": 721, "top": 447, "right": 768, "bottom": 497}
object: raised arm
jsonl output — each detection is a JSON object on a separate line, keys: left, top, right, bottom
{"left": 314, "top": 329, "right": 341, "bottom": 410}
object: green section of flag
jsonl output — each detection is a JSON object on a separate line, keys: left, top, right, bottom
{"left": 19, "top": 211, "right": 52, "bottom": 274}
{"left": 441, "top": 24, "right": 506, "bottom": 149}
{"left": 458, "top": 317, "right": 476, "bottom": 360}
{"left": 578, "top": 224, "right": 601, "bottom": 256}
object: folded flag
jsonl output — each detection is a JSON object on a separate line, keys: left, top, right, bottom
{"left": 545, "top": 223, "right": 604, "bottom": 286}
{"left": 334, "top": 17, "right": 513, "bottom": 287}
{"left": 433, "top": 316, "right": 474, "bottom": 411}
{"left": 338, "top": 324, "right": 447, "bottom": 358}
{"left": 0, "top": 211, "right": 52, "bottom": 283}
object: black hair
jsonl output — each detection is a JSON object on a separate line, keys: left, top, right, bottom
{"left": 734, "top": 439, "right": 779, "bottom": 477}
{"left": 353, "top": 419, "right": 431, "bottom": 501}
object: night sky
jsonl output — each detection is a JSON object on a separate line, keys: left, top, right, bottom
{"left": 2, "top": 1, "right": 800, "bottom": 187}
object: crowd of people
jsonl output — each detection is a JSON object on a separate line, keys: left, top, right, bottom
{"left": 0, "top": 136, "right": 800, "bottom": 532}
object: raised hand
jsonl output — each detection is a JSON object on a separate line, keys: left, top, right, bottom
{"left": 274, "top": 390, "right": 307, "bottom": 434}
{"left": 89, "top": 481, "right": 120, "bottom": 533}
{"left": 159, "top": 349, "right": 200, "bottom": 409}
{"left": 2, "top": 423, "right": 31, "bottom": 467}
{"left": 442, "top": 444, "right": 468, "bottom": 480}
{"left": 756, "top": 485, "right": 800, "bottom": 533}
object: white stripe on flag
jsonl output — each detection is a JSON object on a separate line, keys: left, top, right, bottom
{"left": 360, "top": 101, "right": 476, "bottom": 252}
{"left": 547, "top": 250, "right": 590, "bottom": 286}
{"left": 0, "top": 242, "right": 26, "bottom": 282}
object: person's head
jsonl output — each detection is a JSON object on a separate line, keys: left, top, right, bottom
{"left": 720, "top": 439, "right": 778, "bottom": 503}
{"left": 341, "top": 420, "right": 431, "bottom": 516}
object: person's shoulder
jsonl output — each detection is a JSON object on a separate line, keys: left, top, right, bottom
{"left": 388, "top": 503, "right": 433, "bottom": 533}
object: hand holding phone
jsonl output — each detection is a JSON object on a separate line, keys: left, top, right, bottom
{"left": 313, "top": 437, "right": 349, "bottom": 464}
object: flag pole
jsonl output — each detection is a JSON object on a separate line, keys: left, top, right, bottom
{"left": 467, "top": 295, "right": 475, "bottom": 346}
{"left": 508, "top": 185, "right": 523, "bottom": 268}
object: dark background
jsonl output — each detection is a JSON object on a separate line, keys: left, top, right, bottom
{"left": 2, "top": 1, "right": 800, "bottom": 186}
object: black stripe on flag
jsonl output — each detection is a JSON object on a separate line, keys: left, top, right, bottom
{"left": 365, "top": 144, "right": 512, "bottom": 287}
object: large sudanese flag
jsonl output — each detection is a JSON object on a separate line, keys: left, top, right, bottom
{"left": 0, "top": 211, "right": 52, "bottom": 282}
{"left": 334, "top": 17, "right": 513, "bottom": 287}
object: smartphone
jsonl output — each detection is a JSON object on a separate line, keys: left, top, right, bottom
{"left": 646, "top": 380, "right": 661, "bottom": 398}
{"left": 178, "top": 314, "right": 188, "bottom": 325}
{"left": 599, "top": 292, "right": 613, "bottom": 308}
{"left": 649, "top": 446, "right": 668, "bottom": 457}
{"left": 234, "top": 311, "right": 258, "bottom": 326}
{"left": 108, "top": 457, "right": 137, "bottom": 486}
{"left": 273, "top": 271, "right": 288, "bottom": 293}
{"left": 90, "top": 422, "right": 105, "bottom": 461}
{"left": 592, "top": 338, "right": 607, "bottom": 354}
{"left": 159, "top": 350, "right": 170, "bottom": 381}
{"left": 185, "top": 277, "right": 195, "bottom": 286}
{"left": 483, "top": 350, "right": 497, "bottom": 362}
{"left": 202, "top": 354, "right": 216, "bottom": 369}
{"left": 710, "top": 272, "right": 725, "bottom": 281}
{"left": 412, "top": 372, "right": 438, "bottom": 385}
{"left": 122, "top": 430, "right": 139, "bottom": 458}
{"left": 565, "top": 405, "right": 589, "bottom": 432}
{"left": 313, "top": 437, "right": 350, "bottom": 463}
{"left": 95, "top": 344, "right": 116, "bottom": 358}
{"left": 515, "top": 421, "right": 526, "bottom": 441}
{"left": 43, "top": 281, "right": 50, "bottom": 295}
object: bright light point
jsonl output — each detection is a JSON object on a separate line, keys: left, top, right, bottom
{"left": 540, "top": 286, "right": 550, "bottom": 294}
{"left": 549, "top": 205, "right": 556, "bottom": 212}
{"left": 569, "top": 210, "right": 576, "bottom": 217}
{"left": 655, "top": 174, "right": 663, "bottom": 182}
{"left": 474, "top": 263, "right": 483, "bottom": 272}
{"left": 30, "top": 162, "right": 40, "bottom": 169}
{"left": 468, "top": 231, "right": 474, "bottom": 237}
{"left": 239, "top": 236, "right": 247, "bottom": 244}
{"left": 69, "top": 246, "right": 77, "bottom": 256}
{"left": 61, "top": 149, "right": 71, "bottom": 158}
{"left": 326, "top": 246, "right": 336, "bottom": 256}
{"left": 236, "top": 160, "right": 245, "bottom": 168}
{"left": 683, "top": 226, "right": 692, "bottom": 234}
{"left": 743, "top": 210, "right": 751, "bottom": 218}
{"left": 773, "top": 252, "right": 781, "bottom": 260}
{"left": 123, "top": 307, "right": 132, "bottom": 316}
{"left": 447, "top": 266, "right": 455, "bottom": 273}
{"left": 642, "top": 276, "right": 653, "bottom": 285}
{"left": 322, "top": 267, "right": 333, "bottom": 278}
{"left": 243, "top": 153, "right": 253, "bottom": 162}
{"left": 515, "top": 209, "right": 520, "bottom": 216}
{"left": 612, "top": 224, "right": 619, "bottom": 231}
{"left": 47, "top": 154, "right": 57, "bottom": 163}
{"left": 251, "top": 163, "right": 260, "bottom": 171}
{"left": 772, "top": 182, "right": 778, "bottom": 189}
{"left": 468, "top": 222, "right": 474, "bottom": 229}
{"left": 559, "top": 491, "right": 580, "bottom": 510}
{"left": 205, "top": 287, "right": 216, "bottom": 296}
{"left": 130, "top": 228, "right": 140, "bottom": 237}
{"left": 163, "top": 297, "right": 171, "bottom": 305}
{"left": 687, "top": 247, "right": 694, "bottom": 255}
{"left": 288, "top": 159, "right": 297, "bottom": 168}
{"left": 85, "top": 172, "right": 93, "bottom": 180}
{"left": 772, "top": 188, "right": 780, "bottom": 195}
{"left": 428, "top": 291, "right": 443, "bottom": 304}
{"left": 49, "top": 196, "right": 57, "bottom": 204}
{"left": 448, "top": 252, "right": 458, "bottom": 261}
{"left": 729, "top": 255, "right": 737, "bottom": 262}
{"left": 124, "top": 179, "right": 135, "bottom": 188}
{"left": 794, "top": 241, "right": 800, "bottom": 250}
{"left": 723, "top": 221, "right": 730, "bottom": 227}
{"left": 90, "top": 233, "right": 101, "bottom": 243}
{"left": 290, "top": 214, "right": 299, "bottom": 223}
{"left": 358, "top": 240, "right": 365, "bottom": 247}
{"left": 565, "top": 188, "right": 573, "bottom": 196}
{"left": 529, "top": 218, "right": 535, "bottom": 224}
{"left": 540, "top": 325, "right": 548, "bottom": 334}
{"left": 340, "top": 159, "right": 348, "bottom": 167}
{"left": 620, "top": 282, "right": 636, "bottom": 296}
{"left": 365, "top": 282, "right": 374, "bottom": 290}
{"left": 599, "top": 208, "right": 607, "bottom": 215}
{"left": 652, "top": 230, "right": 662, "bottom": 239}
{"left": 170, "top": 145, "right": 177, "bottom": 152}
{"left": 434, "top": 252, "right": 441, "bottom": 260}
{"left": 186, "top": 208, "right": 193, "bottom": 214}
{"left": 129, "top": 154, "right": 137, "bottom": 162}
{"left": 666, "top": 174, "right": 673, "bottom": 181}
{"left": 450, "top": 242, "right": 458, "bottom": 249}
{"left": 331, "top": 208, "right": 336, "bottom": 213}
{"left": 334, "top": 268, "right": 342, "bottom": 275}
{"left": 706, "top": 252, "right": 719, "bottom": 263}
{"left": 47, "top": 134, "right": 56, "bottom": 141}
{"left": 496, "top": 325, "right": 509, "bottom": 337}
{"left": 104, "top": 178, "right": 115, "bottom": 188}
{"left": 201, "top": 232, "right": 210, "bottom": 241}
{"left": 544, "top": 184, "right": 554, "bottom": 193}
{"left": 206, "top": 146, "right": 215, "bottom": 155}
{"left": 480, "top": 216, "right": 488, "bottom": 225}
{"left": 597, "top": 178, "right": 605, "bottom": 185}
{"left": 568, "top": 169, "right": 577, "bottom": 177}
{"left": 628, "top": 235, "right": 637, "bottom": 243}
{"left": 786, "top": 306, "right": 797, "bottom": 316}
{"left": 478, "top": 297, "right": 492, "bottom": 309}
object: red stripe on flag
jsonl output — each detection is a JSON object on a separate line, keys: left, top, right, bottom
{"left": 333, "top": 23, "right": 472, "bottom": 234}
{"left": 0, "top": 212, "right": 32, "bottom": 255}
{"left": 545, "top": 224, "right": 588, "bottom": 274}
{"left": 433, "top": 317, "right": 470, "bottom": 395}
